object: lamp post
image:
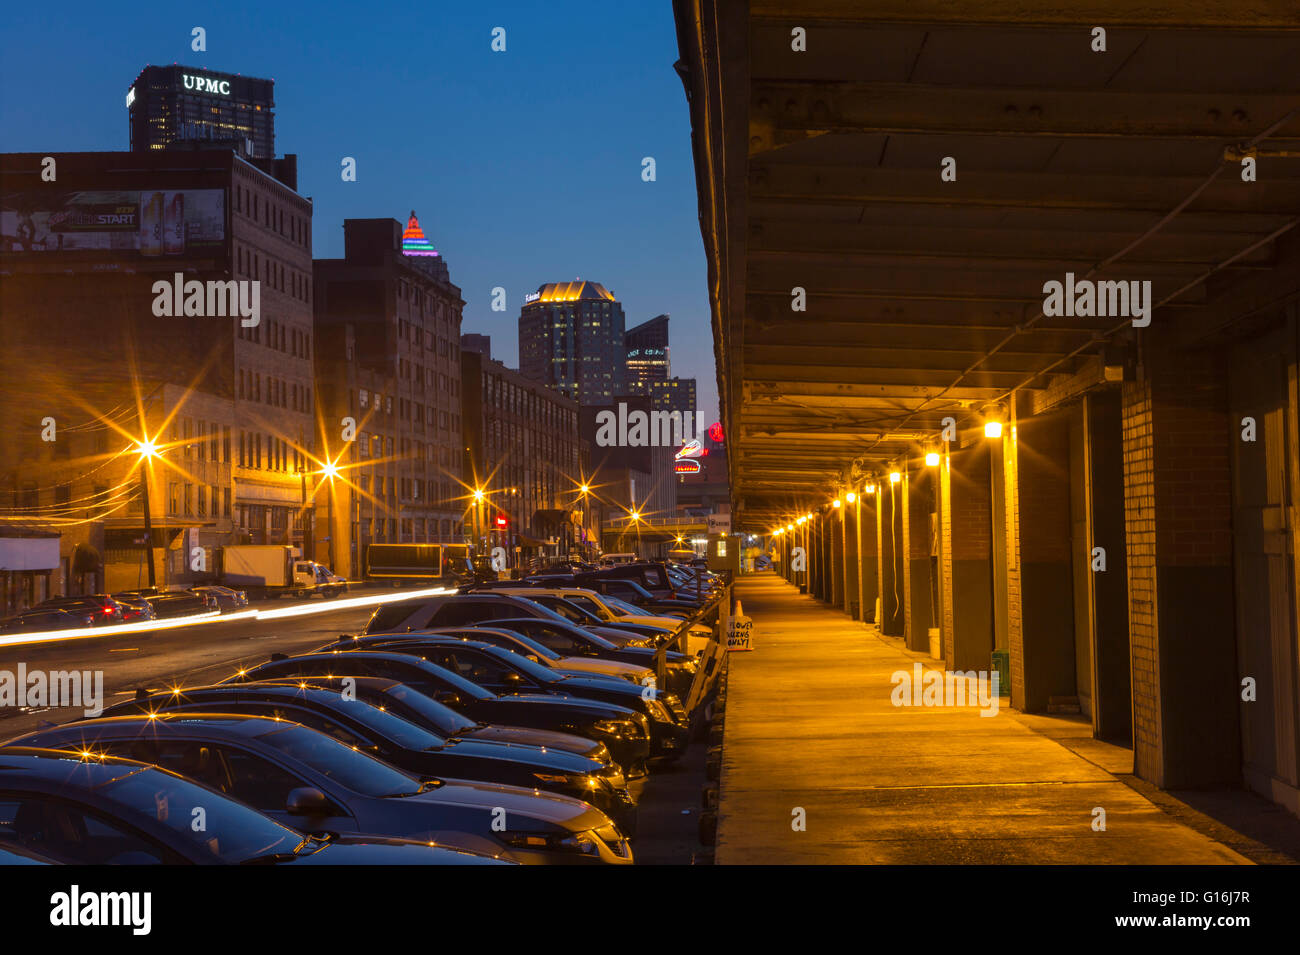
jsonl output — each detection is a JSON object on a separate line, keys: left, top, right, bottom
{"left": 135, "top": 441, "right": 160, "bottom": 589}
{"left": 319, "top": 461, "right": 339, "bottom": 571}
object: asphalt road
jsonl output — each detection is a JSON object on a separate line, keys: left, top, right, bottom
{"left": 0, "top": 596, "right": 379, "bottom": 741}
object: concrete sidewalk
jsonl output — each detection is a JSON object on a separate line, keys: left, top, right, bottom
{"left": 716, "top": 572, "right": 1251, "bottom": 864}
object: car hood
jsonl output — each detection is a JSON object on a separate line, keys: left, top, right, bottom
{"left": 440, "top": 737, "right": 602, "bottom": 774}
{"left": 293, "top": 836, "right": 512, "bottom": 865}
{"left": 460, "top": 724, "right": 608, "bottom": 761}
{"left": 552, "top": 657, "right": 651, "bottom": 682}
{"left": 545, "top": 674, "right": 650, "bottom": 703}
{"left": 498, "top": 692, "right": 639, "bottom": 718}
{"left": 412, "top": 778, "right": 610, "bottom": 829}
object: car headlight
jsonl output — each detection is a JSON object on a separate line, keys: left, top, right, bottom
{"left": 646, "top": 699, "right": 672, "bottom": 722}
{"left": 591, "top": 718, "right": 639, "bottom": 737}
{"left": 597, "top": 765, "right": 626, "bottom": 789}
{"left": 500, "top": 830, "right": 601, "bottom": 856}
{"left": 533, "top": 772, "right": 606, "bottom": 791}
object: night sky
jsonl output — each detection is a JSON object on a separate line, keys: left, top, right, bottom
{"left": 0, "top": 0, "right": 716, "bottom": 424}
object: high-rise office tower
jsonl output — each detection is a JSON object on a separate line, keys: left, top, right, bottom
{"left": 127, "top": 65, "right": 275, "bottom": 159}
{"left": 625, "top": 314, "right": 670, "bottom": 393}
{"left": 518, "top": 281, "right": 627, "bottom": 404}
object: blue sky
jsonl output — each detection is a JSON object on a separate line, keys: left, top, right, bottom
{"left": 0, "top": 0, "right": 717, "bottom": 424}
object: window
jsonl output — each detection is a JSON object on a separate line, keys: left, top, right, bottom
{"left": 0, "top": 795, "right": 183, "bottom": 865}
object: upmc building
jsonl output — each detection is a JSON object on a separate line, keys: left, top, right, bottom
{"left": 127, "top": 65, "right": 276, "bottom": 159}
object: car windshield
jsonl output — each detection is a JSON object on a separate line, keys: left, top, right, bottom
{"left": 252, "top": 723, "right": 423, "bottom": 797}
{"left": 380, "top": 683, "right": 477, "bottom": 736}
{"left": 103, "top": 766, "right": 302, "bottom": 863}
{"left": 487, "top": 646, "right": 569, "bottom": 684}
{"left": 313, "top": 695, "right": 448, "bottom": 750}
{"left": 474, "top": 630, "right": 562, "bottom": 662}
{"left": 602, "top": 595, "right": 648, "bottom": 617}
{"left": 537, "top": 597, "right": 600, "bottom": 624}
{"left": 564, "top": 595, "right": 614, "bottom": 621}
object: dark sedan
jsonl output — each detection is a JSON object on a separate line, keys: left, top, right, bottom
{"left": 33, "top": 594, "right": 124, "bottom": 625}
{"left": 0, "top": 608, "right": 91, "bottom": 635}
{"left": 364, "top": 637, "right": 689, "bottom": 761}
{"left": 226, "top": 651, "right": 653, "bottom": 776}
{"left": 478, "top": 618, "right": 698, "bottom": 699}
{"left": 8, "top": 715, "right": 631, "bottom": 864}
{"left": 102, "top": 683, "right": 636, "bottom": 833}
{"left": 0, "top": 747, "right": 508, "bottom": 865}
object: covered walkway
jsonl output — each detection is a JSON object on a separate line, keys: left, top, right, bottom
{"left": 716, "top": 572, "right": 1250, "bottom": 864}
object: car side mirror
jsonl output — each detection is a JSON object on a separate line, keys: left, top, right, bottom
{"left": 434, "top": 691, "right": 464, "bottom": 707}
{"left": 286, "top": 787, "right": 334, "bottom": 816}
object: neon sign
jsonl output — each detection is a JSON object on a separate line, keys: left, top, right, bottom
{"left": 674, "top": 460, "right": 701, "bottom": 474}
{"left": 183, "top": 74, "right": 231, "bottom": 96}
{"left": 401, "top": 212, "right": 439, "bottom": 257}
{"left": 708, "top": 422, "right": 724, "bottom": 443}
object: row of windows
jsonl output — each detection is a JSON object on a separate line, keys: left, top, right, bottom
{"left": 163, "top": 482, "right": 231, "bottom": 519}
{"left": 395, "top": 357, "right": 458, "bottom": 396}
{"left": 239, "top": 370, "right": 311, "bottom": 414}
{"left": 357, "top": 390, "right": 460, "bottom": 433}
{"left": 172, "top": 419, "right": 231, "bottom": 463}
{"left": 237, "top": 431, "right": 305, "bottom": 473}
{"left": 359, "top": 517, "right": 463, "bottom": 542}
{"left": 234, "top": 182, "right": 310, "bottom": 250}
{"left": 236, "top": 246, "right": 310, "bottom": 304}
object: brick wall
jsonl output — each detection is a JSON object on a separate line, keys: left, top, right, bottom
{"left": 1004, "top": 405, "right": 1024, "bottom": 707}
{"left": 1122, "top": 375, "right": 1161, "bottom": 778}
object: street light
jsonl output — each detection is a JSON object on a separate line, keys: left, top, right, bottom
{"left": 318, "top": 460, "right": 340, "bottom": 571}
{"left": 134, "top": 440, "right": 160, "bottom": 588}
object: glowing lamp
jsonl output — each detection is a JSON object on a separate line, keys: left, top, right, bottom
{"left": 926, "top": 452, "right": 940, "bottom": 467}
{"left": 985, "top": 421, "right": 1003, "bottom": 439}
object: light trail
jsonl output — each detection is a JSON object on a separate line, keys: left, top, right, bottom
{"left": 0, "top": 586, "right": 452, "bottom": 650}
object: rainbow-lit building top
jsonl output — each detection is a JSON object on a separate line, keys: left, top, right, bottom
{"left": 401, "top": 212, "right": 439, "bottom": 256}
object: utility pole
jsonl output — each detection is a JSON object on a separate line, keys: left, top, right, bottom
{"left": 139, "top": 466, "right": 156, "bottom": 588}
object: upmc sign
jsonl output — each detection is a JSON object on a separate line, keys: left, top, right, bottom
{"left": 183, "top": 74, "right": 231, "bottom": 96}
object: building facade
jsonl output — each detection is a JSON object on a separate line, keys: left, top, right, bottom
{"left": 313, "top": 215, "right": 466, "bottom": 579}
{"left": 127, "top": 65, "right": 276, "bottom": 159}
{"left": 519, "top": 281, "right": 627, "bottom": 404}
{"left": 0, "top": 148, "right": 313, "bottom": 599}
{"left": 462, "top": 340, "right": 584, "bottom": 562}
{"left": 625, "top": 314, "right": 670, "bottom": 393}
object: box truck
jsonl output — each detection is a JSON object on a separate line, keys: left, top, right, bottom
{"left": 220, "top": 545, "right": 344, "bottom": 599}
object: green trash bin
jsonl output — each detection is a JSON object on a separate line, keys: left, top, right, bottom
{"left": 990, "top": 649, "right": 1010, "bottom": 697}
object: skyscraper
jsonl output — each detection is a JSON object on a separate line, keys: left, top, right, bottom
{"left": 127, "top": 65, "right": 275, "bottom": 159}
{"left": 625, "top": 314, "right": 670, "bottom": 393}
{"left": 518, "top": 281, "right": 627, "bottom": 404}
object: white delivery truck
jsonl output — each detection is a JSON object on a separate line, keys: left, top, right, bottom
{"left": 220, "top": 545, "right": 343, "bottom": 599}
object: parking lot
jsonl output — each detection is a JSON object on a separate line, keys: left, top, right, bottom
{"left": 0, "top": 568, "right": 725, "bottom": 865}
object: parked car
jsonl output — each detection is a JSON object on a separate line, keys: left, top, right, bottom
{"left": 9, "top": 715, "right": 631, "bottom": 864}
{"left": 324, "top": 628, "right": 657, "bottom": 687}
{"left": 110, "top": 593, "right": 158, "bottom": 623}
{"left": 476, "top": 586, "right": 712, "bottom": 654}
{"left": 189, "top": 585, "right": 249, "bottom": 612}
{"left": 102, "top": 683, "right": 637, "bottom": 834}
{"left": 0, "top": 608, "right": 90, "bottom": 635}
{"left": 33, "top": 594, "right": 124, "bottom": 625}
{"left": 206, "top": 673, "right": 617, "bottom": 764}
{"left": 116, "top": 589, "right": 210, "bottom": 619}
{"left": 226, "top": 651, "right": 653, "bottom": 776}
{"left": 366, "top": 637, "right": 689, "bottom": 760}
{"left": 0, "top": 747, "right": 507, "bottom": 865}
{"left": 473, "top": 618, "right": 699, "bottom": 698}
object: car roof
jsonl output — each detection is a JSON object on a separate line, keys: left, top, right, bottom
{"left": 22, "top": 712, "right": 286, "bottom": 741}
{"left": 0, "top": 747, "right": 153, "bottom": 787}
{"left": 131, "top": 683, "right": 354, "bottom": 709}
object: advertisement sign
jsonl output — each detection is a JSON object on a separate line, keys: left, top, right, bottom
{"left": 707, "top": 513, "right": 731, "bottom": 534}
{"left": 1, "top": 189, "right": 226, "bottom": 258}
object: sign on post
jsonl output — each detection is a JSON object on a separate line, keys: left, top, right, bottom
{"left": 707, "top": 513, "right": 731, "bottom": 535}
{"left": 726, "top": 612, "right": 754, "bottom": 651}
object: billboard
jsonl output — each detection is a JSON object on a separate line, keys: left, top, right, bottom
{"left": 1, "top": 189, "right": 226, "bottom": 259}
